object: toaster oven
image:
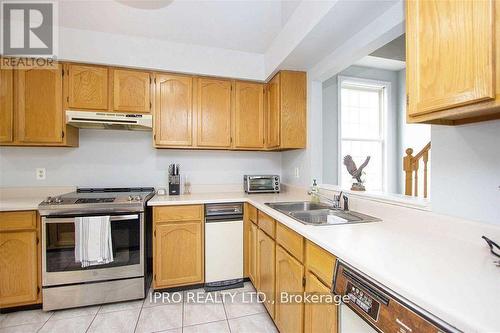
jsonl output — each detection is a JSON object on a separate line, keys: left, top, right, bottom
{"left": 244, "top": 175, "right": 280, "bottom": 193}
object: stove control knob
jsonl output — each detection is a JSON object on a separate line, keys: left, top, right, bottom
{"left": 128, "top": 195, "right": 133, "bottom": 201}
{"left": 45, "top": 196, "right": 53, "bottom": 203}
{"left": 134, "top": 196, "right": 141, "bottom": 201}
{"left": 54, "top": 197, "right": 62, "bottom": 204}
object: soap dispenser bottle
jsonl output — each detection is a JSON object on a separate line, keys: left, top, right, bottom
{"left": 311, "top": 179, "right": 320, "bottom": 203}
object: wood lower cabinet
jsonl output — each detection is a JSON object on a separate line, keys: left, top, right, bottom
{"left": 233, "top": 81, "right": 265, "bottom": 149}
{"left": 0, "top": 211, "right": 41, "bottom": 308}
{"left": 154, "top": 74, "right": 193, "bottom": 147}
{"left": 112, "top": 69, "right": 152, "bottom": 113}
{"left": 304, "top": 271, "right": 337, "bottom": 333}
{"left": 266, "top": 71, "right": 306, "bottom": 149}
{"left": 0, "top": 67, "right": 14, "bottom": 143}
{"left": 196, "top": 78, "right": 232, "bottom": 148}
{"left": 258, "top": 229, "right": 275, "bottom": 318}
{"left": 153, "top": 205, "right": 204, "bottom": 289}
{"left": 248, "top": 219, "right": 259, "bottom": 288}
{"left": 406, "top": 0, "right": 500, "bottom": 124}
{"left": 275, "top": 245, "right": 305, "bottom": 333}
{"left": 65, "top": 64, "right": 108, "bottom": 110}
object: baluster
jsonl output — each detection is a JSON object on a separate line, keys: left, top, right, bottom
{"left": 423, "top": 150, "right": 429, "bottom": 198}
{"left": 413, "top": 159, "right": 419, "bottom": 197}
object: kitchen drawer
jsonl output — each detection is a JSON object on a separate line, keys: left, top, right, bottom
{"left": 154, "top": 205, "right": 203, "bottom": 223}
{"left": 0, "top": 211, "right": 37, "bottom": 231}
{"left": 276, "top": 223, "right": 303, "bottom": 262}
{"left": 247, "top": 204, "right": 258, "bottom": 224}
{"left": 305, "top": 240, "right": 336, "bottom": 288}
{"left": 258, "top": 211, "right": 275, "bottom": 239}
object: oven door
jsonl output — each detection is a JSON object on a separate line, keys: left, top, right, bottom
{"left": 42, "top": 213, "right": 144, "bottom": 286}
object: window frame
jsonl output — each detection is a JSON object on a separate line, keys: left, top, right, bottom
{"left": 337, "top": 75, "right": 390, "bottom": 192}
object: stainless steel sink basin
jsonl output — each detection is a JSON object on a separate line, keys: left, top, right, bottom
{"left": 265, "top": 201, "right": 381, "bottom": 226}
{"left": 266, "top": 201, "right": 331, "bottom": 212}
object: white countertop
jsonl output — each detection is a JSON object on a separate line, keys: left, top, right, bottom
{"left": 149, "top": 190, "right": 500, "bottom": 333}
{"left": 0, "top": 187, "right": 75, "bottom": 212}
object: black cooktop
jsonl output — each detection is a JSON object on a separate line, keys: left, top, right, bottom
{"left": 74, "top": 198, "right": 115, "bottom": 204}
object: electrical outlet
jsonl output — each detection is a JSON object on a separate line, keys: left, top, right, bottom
{"left": 36, "top": 168, "right": 46, "bottom": 180}
{"left": 294, "top": 167, "right": 300, "bottom": 178}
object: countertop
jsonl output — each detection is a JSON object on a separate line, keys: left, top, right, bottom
{"left": 0, "top": 187, "right": 75, "bottom": 212}
{"left": 149, "top": 190, "right": 500, "bottom": 333}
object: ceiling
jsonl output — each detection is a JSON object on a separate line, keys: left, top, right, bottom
{"left": 57, "top": 0, "right": 298, "bottom": 53}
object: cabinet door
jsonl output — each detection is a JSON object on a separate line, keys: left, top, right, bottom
{"left": 0, "top": 68, "right": 14, "bottom": 143}
{"left": 266, "top": 74, "right": 280, "bottom": 148}
{"left": 16, "top": 65, "right": 63, "bottom": 143}
{"left": 113, "top": 69, "right": 151, "bottom": 113}
{"left": 304, "top": 271, "right": 337, "bottom": 333}
{"left": 155, "top": 74, "right": 193, "bottom": 146}
{"left": 154, "top": 222, "right": 203, "bottom": 288}
{"left": 66, "top": 64, "right": 108, "bottom": 110}
{"left": 275, "top": 245, "right": 304, "bottom": 333}
{"left": 248, "top": 221, "right": 259, "bottom": 288}
{"left": 0, "top": 231, "right": 39, "bottom": 307}
{"left": 258, "top": 229, "right": 275, "bottom": 318}
{"left": 234, "top": 81, "right": 264, "bottom": 148}
{"left": 406, "top": 0, "right": 495, "bottom": 117}
{"left": 197, "top": 78, "right": 232, "bottom": 147}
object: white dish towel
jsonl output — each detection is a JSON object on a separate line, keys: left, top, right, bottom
{"left": 75, "top": 216, "right": 114, "bottom": 268}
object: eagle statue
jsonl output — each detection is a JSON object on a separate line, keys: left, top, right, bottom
{"left": 343, "top": 155, "right": 370, "bottom": 189}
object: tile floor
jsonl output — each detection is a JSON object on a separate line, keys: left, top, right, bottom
{"left": 0, "top": 283, "right": 278, "bottom": 333}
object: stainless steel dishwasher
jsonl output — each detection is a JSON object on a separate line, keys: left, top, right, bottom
{"left": 204, "top": 203, "right": 244, "bottom": 291}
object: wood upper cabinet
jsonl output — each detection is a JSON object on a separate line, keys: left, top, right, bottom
{"left": 16, "top": 65, "right": 64, "bottom": 144}
{"left": 233, "top": 81, "right": 265, "bottom": 149}
{"left": 196, "top": 78, "right": 232, "bottom": 148}
{"left": 112, "top": 69, "right": 151, "bottom": 113}
{"left": 304, "top": 271, "right": 337, "bottom": 333}
{"left": 65, "top": 64, "right": 108, "bottom": 110}
{"left": 407, "top": 0, "right": 500, "bottom": 124}
{"left": 267, "top": 74, "right": 280, "bottom": 148}
{"left": 153, "top": 205, "right": 204, "bottom": 289}
{"left": 258, "top": 228, "right": 275, "bottom": 318}
{"left": 0, "top": 211, "right": 40, "bottom": 308}
{"left": 266, "top": 71, "right": 306, "bottom": 149}
{"left": 0, "top": 68, "right": 14, "bottom": 143}
{"left": 155, "top": 74, "right": 193, "bottom": 147}
{"left": 275, "top": 245, "right": 305, "bottom": 333}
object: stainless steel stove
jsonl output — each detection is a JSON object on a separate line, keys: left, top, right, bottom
{"left": 38, "top": 187, "right": 155, "bottom": 311}
{"left": 38, "top": 187, "right": 154, "bottom": 216}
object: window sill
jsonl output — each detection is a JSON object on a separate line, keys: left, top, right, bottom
{"left": 319, "top": 184, "right": 431, "bottom": 211}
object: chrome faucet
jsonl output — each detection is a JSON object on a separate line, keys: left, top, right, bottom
{"left": 307, "top": 191, "right": 348, "bottom": 210}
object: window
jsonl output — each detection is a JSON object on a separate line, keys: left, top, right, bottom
{"left": 339, "top": 77, "right": 388, "bottom": 191}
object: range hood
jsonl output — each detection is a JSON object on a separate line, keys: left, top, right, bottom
{"left": 66, "top": 111, "right": 152, "bottom": 131}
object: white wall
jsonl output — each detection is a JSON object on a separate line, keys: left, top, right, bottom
{"left": 431, "top": 120, "right": 500, "bottom": 225}
{"left": 0, "top": 130, "right": 281, "bottom": 188}
{"left": 58, "top": 27, "right": 265, "bottom": 81}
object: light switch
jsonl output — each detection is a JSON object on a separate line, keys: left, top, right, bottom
{"left": 294, "top": 167, "right": 300, "bottom": 178}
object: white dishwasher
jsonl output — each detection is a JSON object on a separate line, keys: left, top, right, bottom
{"left": 205, "top": 203, "right": 244, "bottom": 291}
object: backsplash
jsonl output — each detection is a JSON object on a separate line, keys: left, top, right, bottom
{"left": 0, "top": 129, "right": 281, "bottom": 189}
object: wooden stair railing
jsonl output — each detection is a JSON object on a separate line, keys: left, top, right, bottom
{"left": 403, "top": 141, "right": 431, "bottom": 198}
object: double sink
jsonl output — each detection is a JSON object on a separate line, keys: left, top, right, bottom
{"left": 265, "top": 201, "right": 381, "bottom": 226}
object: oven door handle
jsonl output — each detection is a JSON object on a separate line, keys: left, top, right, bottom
{"left": 44, "top": 214, "right": 139, "bottom": 223}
